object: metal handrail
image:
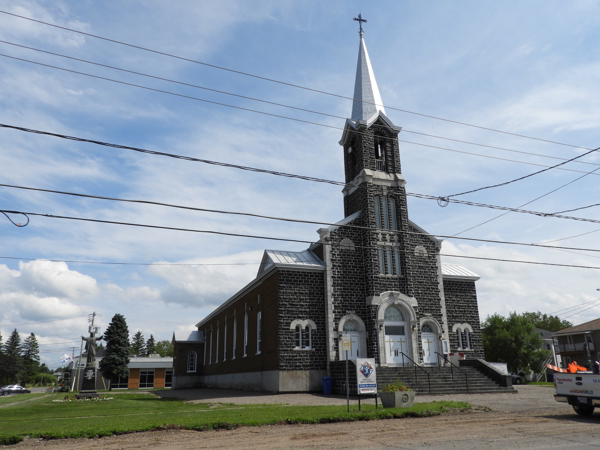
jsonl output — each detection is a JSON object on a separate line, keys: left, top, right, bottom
{"left": 435, "top": 351, "right": 469, "bottom": 392}
{"left": 399, "top": 352, "right": 431, "bottom": 393}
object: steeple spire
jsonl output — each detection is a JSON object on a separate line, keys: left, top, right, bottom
{"left": 350, "top": 15, "right": 386, "bottom": 122}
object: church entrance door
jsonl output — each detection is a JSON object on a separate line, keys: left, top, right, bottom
{"left": 342, "top": 321, "right": 361, "bottom": 359}
{"left": 384, "top": 326, "right": 407, "bottom": 365}
{"left": 383, "top": 305, "right": 408, "bottom": 366}
{"left": 421, "top": 332, "right": 437, "bottom": 366}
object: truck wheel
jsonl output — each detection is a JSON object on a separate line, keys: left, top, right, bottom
{"left": 573, "top": 404, "right": 595, "bottom": 416}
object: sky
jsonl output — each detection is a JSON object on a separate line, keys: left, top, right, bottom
{"left": 1, "top": 0, "right": 600, "bottom": 368}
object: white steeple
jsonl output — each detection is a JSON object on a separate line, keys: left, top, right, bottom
{"left": 350, "top": 31, "right": 386, "bottom": 122}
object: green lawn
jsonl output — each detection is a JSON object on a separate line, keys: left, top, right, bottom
{"left": 0, "top": 392, "right": 470, "bottom": 444}
{"left": 526, "top": 381, "right": 554, "bottom": 387}
{"left": 0, "top": 393, "right": 49, "bottom": 405}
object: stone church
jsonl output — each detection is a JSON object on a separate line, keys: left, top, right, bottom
{"left": 173, "top": 27, "right": 488, "bottom": 393}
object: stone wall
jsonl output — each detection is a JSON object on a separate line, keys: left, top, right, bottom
{"left": 444, "top": 279, "right": 484, "bottom": 358}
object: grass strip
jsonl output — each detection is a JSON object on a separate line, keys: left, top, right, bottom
{"left": 0, "top": 393, "right": 470, "bottom": 445}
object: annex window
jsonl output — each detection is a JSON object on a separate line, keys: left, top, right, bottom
{"left": 216, "top": 327, "right": 220, "bottom": 363}
{"left": 232, "top": 318, "right": 237, "bottom": 360}
{"left": 187, "top": 351, "right": 197, "bottom": 373}
{"left": 223, "top": 323, "right": 227, "bottom": 361}
{"left": 164, "top": 369, "right": 173, "bottom": 388}
{"left": 243, "top": 312, "right": 248, "bottom": 357}
{"left": 209, "top": 331, "right": 213, "bottom": 364}
{"left": 256, "top": 311, "right": 262, "bottom": 355}
{"left": 139, "top": 370, "right": 155, "bottom": 388}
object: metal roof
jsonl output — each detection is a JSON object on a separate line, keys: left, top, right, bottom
{"left": 441, "top": 264, "right": 480, "bottom": 281}
{"left": 258, "top": 249, "right": 325, "bottom": 277}
{"left": 172, "top": 330, "right": 204, "bottom": 343}
{"left": 351, "top": 35, "right": 386, "bottom": 122}
{"left": 128, "top": 356, "right": 173, "bottom": 369}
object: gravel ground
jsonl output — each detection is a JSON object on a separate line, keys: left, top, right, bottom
{"left": 154, "top": 385, "right": 556, "bottom": 413}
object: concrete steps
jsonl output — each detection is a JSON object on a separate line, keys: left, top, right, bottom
{"left": 376, "top": 366, "right": 514, "bottom": 395}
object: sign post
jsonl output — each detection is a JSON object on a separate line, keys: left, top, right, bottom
{"left": 356, "top": 358, "right": 377, "bottom": 411}
{"left": 342, "top": 334, "right": 352, "bottom": 412}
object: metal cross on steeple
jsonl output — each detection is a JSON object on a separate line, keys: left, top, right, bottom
{"left": 353, "top": 13, "right": 367, "bottom": 37}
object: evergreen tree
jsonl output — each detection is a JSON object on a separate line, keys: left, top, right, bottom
{"left": 21, "top": 333, "right": 40, "bottom": 384}
{"left": 3, "top": 329, "right": 22, "bottom": 383}
{"left": 145, "top": 334, "right": 156, "bottom": 355}
{"left": 155, "top": 340, "right": 174, "bottom": 357}
{"left": 99, "top": 314, "right": 130, "bottom": 390}
{"left": 0, "top": 331, "right": 3, "bottom": 354}
{"left": 131, "top": 331, "right": 146, "bottom": 356}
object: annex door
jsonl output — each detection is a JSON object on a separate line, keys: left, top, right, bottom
{"left": 421, "top": 332, "right": 437, "bottom": 366}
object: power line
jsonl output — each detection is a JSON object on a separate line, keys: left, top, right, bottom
{"left": 560, "top": 302, "right": 600, "bottom": 320}
{"left": 6, "top": 185, "right": 600, "bottom": 253}
{"left": 3, "top": 39, "right": 599, "bottom": 173}
{"left": 552, "top": 202, "right": 600, "bottom": 215}
{"left": 451, "top": 162, "right": 600, "bottom": 236}
{"left": 0, "top": 9, "right": 593, "bottom": 152}
{"left": 5, "top": 208, "right": 600, "bottom": 270}
{"left": 443, "top": 146, "right": 600, "bottom": 200}
{"left": 3, "top": 129, "right": 600, "bottom": 227}
{"left": 542, "top": 228, "right": 600, "bottom": 244}
{"left": 549, "top": 299, "right": 600, "bottom": 315}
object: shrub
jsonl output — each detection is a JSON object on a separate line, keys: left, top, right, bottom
{"left": 381, "top": 379, "right": 412, "bottom": 392}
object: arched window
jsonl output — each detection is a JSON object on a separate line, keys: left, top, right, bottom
{"left": 421, "top": 324, "right": 433, "bottom": 333}
{"left": 209, "top": 331, "right": 212, "bottom": 364}
{"left": 464, "top": 329, "right": 471, "bottom": 349}
{"left": 384, "top": 306, "right": 404, "bottom": 322}
{"left": 295, "top": 324, "right": 313, "bottom": 349}
{"left": 187, "top": 351, "right": 197, "bottom": 373}
{"left": 456, "top": 329, "right": 463, "bottom": 349}
{"left": 243, "top": 312, "right": 248, "bottom": 357}
{"left": 203, "top": 328, "right": 207, "bottom": 365}
{"left": 343, "top": 321, "right": 358, "bottom": 332}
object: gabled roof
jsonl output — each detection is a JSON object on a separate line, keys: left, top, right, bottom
{"left": 257, "top": 249, "right": 325, "bottom": 277}
{"left": 351, "top": 35, "right": 386, "bottom": 122}
{"left": 441, "top": 264, "right": 480, "bottom": 281}
{"left": 554, "top": 318, "right": 600, "bottom": 335}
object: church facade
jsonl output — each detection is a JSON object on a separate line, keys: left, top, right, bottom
{"left": 173, "top": 29, "right": 484, "bottom": 392}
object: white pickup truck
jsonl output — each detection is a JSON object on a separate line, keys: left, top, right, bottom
{"left": 554, "top": 372, "right": 600, "bottom": 416}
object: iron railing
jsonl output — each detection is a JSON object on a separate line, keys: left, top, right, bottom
{"left": 435, "top": 351, "right": 469, "bottom": 392}
{"left": 399, "top": 352, "right": 431, "bottom": 393}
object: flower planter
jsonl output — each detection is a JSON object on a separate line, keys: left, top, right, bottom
{"left": 379, "top": 390, "right": 416, "bottom": 408}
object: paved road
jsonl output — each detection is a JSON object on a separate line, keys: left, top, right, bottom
{"left": 12, "top": 386, "right": 600, "bottom": 449}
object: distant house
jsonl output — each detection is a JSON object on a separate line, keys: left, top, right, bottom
{"left": 535, "top": 328, "right": 561, "bottom": 367}
{"left": 68, "top": 352, "right": 173, "bottom": 390}
{"left": 553, "top": 318, "right": 599, "bottom": 368}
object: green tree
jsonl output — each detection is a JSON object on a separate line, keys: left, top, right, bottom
{"left": 482, "top": 313, "right": 549, "bottom": 373}
{"left": 521, "top": 312, "right": 572, "bottom": 332}
{"left": 155, "top": 340, "right": 174, "bottom": 357}
{"left": 131, "top": 331, "right": 146, "bottom": 356}
{"left": 145, "top": 334, "right": 156, "bottom": 355}
{"left": 21, "top": 333, "right": 40, "bottom": 384}
{"left": 3, "top": 329, "right": 23, "bottom": 383}
{"left": 99, "top": 314, "right": 130, "bottom": 390}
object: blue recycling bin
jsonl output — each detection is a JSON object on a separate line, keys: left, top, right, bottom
{"left": 323, "top": 377, "right": 333, "bottom": 395}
